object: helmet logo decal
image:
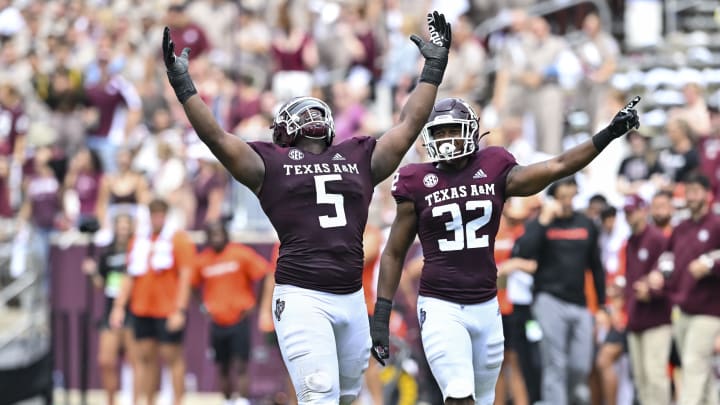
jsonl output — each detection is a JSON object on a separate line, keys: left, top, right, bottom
{"left": 288, "top": 149, "right": 304, "bottom": 161}
{"left": 423, "top": 173, "right": 439, "bottom": 188}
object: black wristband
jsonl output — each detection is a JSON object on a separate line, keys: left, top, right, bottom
{"left": 373, "top": 297, "right": 393, "bottom": 324}
{"left": 419, "top": 59, "right": 447, "bottom": 86}
{"left": 167, "top": 70, "right": 197, "bottom": 104}
{"left": 591, "top": 127, "right": 614, "bottom": 152}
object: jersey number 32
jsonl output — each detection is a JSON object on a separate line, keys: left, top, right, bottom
{"left": 433, "top": 201, "right": 492, "bottom": 251}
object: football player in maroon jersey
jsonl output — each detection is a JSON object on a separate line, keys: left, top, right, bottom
{"left": 163, "top": 12, "right": 451, "bottom": 404}
{"left": 371, "top": 96, "right": 640, "bottom": 405}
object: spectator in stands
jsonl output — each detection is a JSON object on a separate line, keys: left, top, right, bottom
{"left": 151, "top": 141, "right": 192, "bottom": 229}
{"left": 658, "top": 118, "right": 700, "bottom": 185}
{"left": 621, "top": 194, "right": 672, "bottom": 405}
{"left": 269, "top": 1, "right": 318, "bottom": 100}
{"left": 97, "top": 148, "right": 151, "bottom": 230}
{"left": 698, "top": 114, "right": 720, "bottom": 206}
{"left": 650, "top": 190, "right": 676, "bottom": 236}
{"left": 342, "top": 4, "right": 382, "bottom": 85}
{"left": 660, "top": 173, "right": 720, "bottom": 405}
{"left": 585, "top": 193, "right": 609, "bottom": 225}
{"left": 82, "top": 213, "right": 139, "bottom": 405}
{"left": 132, "top": 106, "right": 185, "bottom": 176}
{"left": 437, "top": 12, "right": 487, "bottom": 103}
{"left": 668, "top": 82, "right": 711, "bottom": 136}
{"left": 492, "top": 8, "right": 533, "bottom": 120}
{"left": 380, "top": 13, "right": 422, "bottom": 93}
{"left": 226, "top": 74, "right": 263, "bottom": 134}
{"left": 191, "top": 154, "right": 227, "bottom": 230}
{"left": 165, "top": 3, "right": 211, "bottom": 60}
{"left": 523, "top": 16, "right": 570, "bottom": 154}
{"left": 523, "top": 177, "right": 606, "bottom": 405}
{"left": 84, "top": 47, "right": 142, "bottom": 173}
{"left": 110, "top": 198, "right": 195, "bottom": 405}
{"left": 330, "top": 81, "right": 374, "bottom": 143}
{"left": 598, "top": 206, "right": 629, "bottom": 279}
{"left": 186, "top": 0, "right": 237, "bottom": 63}
{"left": 616, "top": 130, "right": 662, "bottom": 197}
{"left": 63, "top": 147, "right": 104, "bottom": 229}
{"left": 19, "top": 145, "right": 63, "bottom": 269}
{"left": 0, "top": 82, "right": 28, "bottom": 165}
{"left": 502, "top": 115, "right": 539, "bottom": 165}
{"left": 192, "top": 221, "right": 269, "bottom": 405}
{"left": 32, "top": 58, "right": 86, "bottom": 158}
{"left": 576, "top": 12, "right": 619, "bottom": 131}
{"left": 232, "top": 6, "right": 272, "bottom": 83}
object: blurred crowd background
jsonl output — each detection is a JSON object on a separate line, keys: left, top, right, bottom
{"left": 1, "top": 0, "right": 720, "bottom": 403}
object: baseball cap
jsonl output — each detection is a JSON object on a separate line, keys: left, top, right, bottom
{"left": 623, "top": 194, "right": 647, "bottom": 212}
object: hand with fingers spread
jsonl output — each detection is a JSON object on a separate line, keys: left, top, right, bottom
{"left": 162, "top": 26, "right": 197, "bottom": 104}
{"left": 410, "top": 10, "right": 452, "bottom": 86}
{"left": 593, "top": 96, "right": 642, "bottom": 151}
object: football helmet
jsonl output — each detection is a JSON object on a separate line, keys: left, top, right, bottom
{"left": 271, "top": 97, "right": 335, "bottom": 147}
{"left": 421, "top": 98, "right": 479, "bottom": 161}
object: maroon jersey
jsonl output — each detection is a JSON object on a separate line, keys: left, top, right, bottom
{"left": 27, "top": 174, "right": 61, "bottom": 229}
{"left": 84, "top": 76, "right": 141, "bottom": 137}
{"left": 666, "top": 211, "right": 720, "bottom": 317}
{"left": 624, "top": 225, "right": 671, "bottom": 332}
{"left": 74, "top": 172, "right": 101, "bottom": 216}
{"left": 0, "top": 103, "right": 29, "bottom": 156}
{"left": 392, "top": 147, "right": 518, "bottom": 304}
{"left": 169, "top": 23, "right": 211, "bottom": 60}
{"left": 698, "top": 136, "right": 720, "bottom": 200}
{"left": 249, "top": 136, "right": 376, "bottom": 294}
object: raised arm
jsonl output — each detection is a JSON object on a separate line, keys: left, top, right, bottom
{"left": 506, "top": 97, "right": 641, "bottom": 197}
{"left": 163, "top": 27, "right": 265, "bottom": 194}
{"left": 370, "top": 11, "right": 451, "bottom": 185}
{"left": 371, "top": 200, "right": 418, "bottom": 365}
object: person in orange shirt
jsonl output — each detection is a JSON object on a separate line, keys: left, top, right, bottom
{"left": 192, "top": 221, "right": 269, "bottom": 405}
{"left": 110, "top": 198, "right": 195, "bottom": 405}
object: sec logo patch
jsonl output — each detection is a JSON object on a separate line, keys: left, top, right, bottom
{"left": 423, "top": 173, "right": 438, "bottom": 188}
{"left": 288, "top": 149, "right": 304, "bottom": 161}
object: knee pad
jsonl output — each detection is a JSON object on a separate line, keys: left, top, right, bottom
{"left": 305, "top": 371, "right": 333, "bottom": 393}
{"left": 295, "top": 371, "right": 337, "bottom": 405}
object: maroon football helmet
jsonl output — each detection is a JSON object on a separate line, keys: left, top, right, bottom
{"left": 270, "top": 97, "right": 335, "bottom": 147}
{"left": 421, "top": 98, "right": 480, "bottom": 161}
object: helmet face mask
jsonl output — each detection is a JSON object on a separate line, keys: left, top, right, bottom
{"left": 421, "top": 98, "right": 479, "bottom": 162}
{"left": 271, "top": 97, "right": 335, "bottom": 147}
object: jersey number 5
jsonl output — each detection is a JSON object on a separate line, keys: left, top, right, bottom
{"left": 432, "top": 201, "right": 492, "bottom": 251}
{"left": 315, "top": 174, "right": 347, "bottom": 228}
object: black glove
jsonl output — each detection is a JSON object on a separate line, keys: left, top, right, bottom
{"left": 370, "top": 297, "right": 392, "bottom": 366}
{"left": 162, "top": 26, "right": 198, "bottom": 104}
{"left": 410, "top": 11, "right": 452, "bottom": 86}
{"left": 593, "top": 96, "right": 641, "bottom": 151}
